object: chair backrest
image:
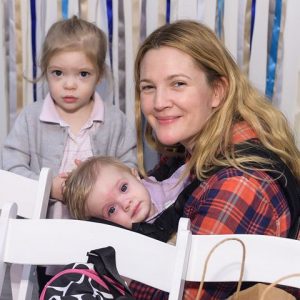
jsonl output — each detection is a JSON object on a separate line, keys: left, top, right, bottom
{"left": 0, "top": 168, "right": 52, "bottom": 300}
{"left": 185, "top": 233, "right": 300, "bottom": 290}
{"left": 0, "top": 203, "right": 191, "bottom": 300}
{"left": 0, "top": 168, "right": 52, "bottom": 219}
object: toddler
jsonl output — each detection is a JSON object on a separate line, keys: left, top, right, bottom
{"left": 2, "top": 16, "right": 137, "bottom": 216}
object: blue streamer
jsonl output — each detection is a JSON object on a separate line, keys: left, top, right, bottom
{"left": 216, "top": 0, "right": 224, "bottom": 39}
{"left": 250, "top": 0, "right": 256, "bottom": 52}
{"left": 166, "top": 0, "right": 170, "bottom": 24}
{"left": 62, "top": 0, "right": 68, "bottom": 20}
{"left": 30, "top": 0, "right": 37, "bottom": 101}
{"left": 265, "top": 0, "right": 282, "bottom": 99}
{"left": 106, "top": 0, "right": 113, "bottom": 67}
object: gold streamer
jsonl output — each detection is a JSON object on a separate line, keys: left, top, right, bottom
{"left": 57, "top": 0, "right": 62, "bottom": 20}
{"left": 132, "top": 0, "right": 141, "bottom": 59}
{"left": 158, "top": 0, "right": 166, "bottom": 27}
{"left": 242, "top": 0, "right": 252, "bottom": 76}
{"left": 15, "top": 0, "right": 23, "bottom": 112}
{"left": 80, "top": 0, "right": 88, "bottom": 20}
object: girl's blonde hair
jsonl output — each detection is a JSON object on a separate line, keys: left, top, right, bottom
{"left": 134, "top": 20, "right": 300, "bottom": 181}
{"left": 40, "top": 15, "right": 107, "bottom": 81}
{"left": 63, "top": 156, "right": 131, "bottom": 220}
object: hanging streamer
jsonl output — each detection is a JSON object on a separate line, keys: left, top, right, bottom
{"left": 30, "top": 0, "right": 37, "bottom": 102}
{"left": 242, "top": 0, "right": 252, "bottom": 76}
{"left": 265, "top": 0, "right": 282, "bottom": 99}
{"left": 15, "top": 0, "right": 23, "bottom": 111}
{"left": 272, "top": 0, "right": 286, "bottom": 104}
{"left": 79, "top": 0, "right": 88, "bottom": 20}
{"left": 166, "top": 0, "right": 170, "bottom": 23}
{"left": 106, "top": 0, "right": 113, "bottom": 67}
{"left": 62, "top": 0, "right": 69, "bottom": 19}
{"left": 215, "top": 0, "right": 224, "bottom": 40}
{"left": 250, "top": 0, "right": 256, "bottom": 51}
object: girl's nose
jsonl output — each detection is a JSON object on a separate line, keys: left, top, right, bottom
{"left": 63, "top": 76, "right": 77, "bottom": 89}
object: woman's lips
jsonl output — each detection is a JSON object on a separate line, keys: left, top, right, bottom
{"left": 156, "top": 116, "right": 180, "bottom": 125}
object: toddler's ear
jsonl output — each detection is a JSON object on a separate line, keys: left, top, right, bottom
{"left": 131, "top": 168, "right": 141, "bottom": 180}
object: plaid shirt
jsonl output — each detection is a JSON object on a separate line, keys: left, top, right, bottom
{"left": 130, "top": 122, "right": 294, "bottom": 300}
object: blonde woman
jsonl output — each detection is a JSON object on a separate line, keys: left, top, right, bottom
{"left": 131, "top": 20, "right": 300, "bottom": 299}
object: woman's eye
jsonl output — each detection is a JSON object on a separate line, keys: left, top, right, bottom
{"left": 107, "top": 206, "right": 116, "bottom": 216}
{"left": 174, "top": 81, "right": 185, "bottom": 88}
{"left": 52, "top": 70, "right": 62, "bottom": 77}
{"left": 80, "top": 71, "right": 90, "bottom": 78}
{"left": 140, "top": 85, "right": 154, "bottom": 92}
{"left": 120, "top": 183, "right": 128, "bottom": 192}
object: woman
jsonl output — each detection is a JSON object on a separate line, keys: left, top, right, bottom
{"left": 131, "top": 20, "right": 300, "bottom": 299}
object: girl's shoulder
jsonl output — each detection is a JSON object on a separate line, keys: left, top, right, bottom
{"left": 22, "top": 99, "right": 44, "bottom": 113}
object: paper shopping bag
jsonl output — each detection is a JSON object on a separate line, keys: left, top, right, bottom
{"left": 196, "top": 237, "right": 246, "bottom": 300}
{"left": 227, "top": 283, "right": 296, "bottom": 300}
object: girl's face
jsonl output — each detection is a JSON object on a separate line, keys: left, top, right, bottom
{"left": 47, "top": 50, "right": 99, "bottom": 114}
{"left": 139, "top": 46, "right": 223, "bottom": 152}
{"left": 86, "top": 165, "right": 155, "bottom": 229}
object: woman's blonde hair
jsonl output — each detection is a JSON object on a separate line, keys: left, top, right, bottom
{"left": 40, "top": 15, "right": 107, "bottom": 81}
{"left": 63, "top": 156, "right": 131, "bottom": 220}
{"left": 134, "top": 20, "right": 300, "bottom": 181}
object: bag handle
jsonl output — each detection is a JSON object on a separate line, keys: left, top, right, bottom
{"left": 196, "top": 237, "right": 246, "bottom": 300}
{"left": 260, "top": 273, "right": 300, "bottom": 300}
{"left": 87, "top": 246, "right": 133, "bottom": 296}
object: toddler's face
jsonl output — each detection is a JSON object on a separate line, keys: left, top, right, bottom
{"left": 47, "top": 50, "right": 99, "bottom": 114}
{"left": 86, "top": 165, "right": 155, "bottom": 229}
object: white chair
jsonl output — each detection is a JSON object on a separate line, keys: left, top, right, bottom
{"left": 1, "top": 201, "right": 300, "bottom": 300}
{"left": 0, "top": 202, "right": 191, "bottom": 300}
{"left": 0, "top": 168, "right": 52, "bottom": 219}
{"left": 0, "top": 168, "right": 52, "bottom": 300}
{"left": 186, "top": 233, "right": 300, "bottom": 290}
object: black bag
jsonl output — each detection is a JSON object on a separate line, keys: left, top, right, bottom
{"left": 40, "top": 246, "right": 135, "bottom": 300}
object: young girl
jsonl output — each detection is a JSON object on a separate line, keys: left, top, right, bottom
{"left": 1, "top": 16, "right": 137, "bottom": 215}
{"left": 2, "top": 15, "right": 137, "bottom": 292}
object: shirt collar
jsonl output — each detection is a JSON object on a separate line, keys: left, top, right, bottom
{"left": 39, "top": 92, "right": 104, "bottom": 125}
{"left": 232, "top": 121, "right": 257, "bottom": 144}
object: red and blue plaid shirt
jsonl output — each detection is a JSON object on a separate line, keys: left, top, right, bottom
{"left": 130, "top": 122, "right": 296, "bottom": 299}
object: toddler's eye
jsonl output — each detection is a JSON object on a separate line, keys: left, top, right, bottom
{"left": 120, "top": 184, "right": 128, "bottom": 192}
{"left": 52, "top": 70, "right": 62, "bottom": 77}
{"left": 108, "top": 206, "right": 116, "bottom": 216}
{"left": 80, "top": 71, "right": 90, "bottom": 78}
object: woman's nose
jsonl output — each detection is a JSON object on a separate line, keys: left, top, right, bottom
{"left": 153, "top": 88, "right": 171, "bottom": 110}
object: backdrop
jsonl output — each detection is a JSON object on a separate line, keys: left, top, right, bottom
{"left": 0, "top": 0, "right": 299, "bottom": 156}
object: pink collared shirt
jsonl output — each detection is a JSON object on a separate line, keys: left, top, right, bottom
{"left": 40, "top": 92, "right": 104, "bottom": 173}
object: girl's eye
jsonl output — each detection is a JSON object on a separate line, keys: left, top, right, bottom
{"left": 52, "top": 70, "right": 62, "bottom": 77}
{"left": 120, "top": 183, "right": 128, "bottom": 192}
{"left": 107, "top": 206, "right": 116, "bottom": 216}
{"left": 80, "top": 71, "right": 90, "bottom": 78}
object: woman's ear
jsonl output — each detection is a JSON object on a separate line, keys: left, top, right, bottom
{"left": 211, "top": 77, "right": 228, "bottom": 108}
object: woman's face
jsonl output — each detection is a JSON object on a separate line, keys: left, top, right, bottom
{"left": 139, "top": 46, "right": 222, "bottom": 151}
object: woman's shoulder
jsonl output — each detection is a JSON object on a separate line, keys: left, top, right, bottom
{"left": 191, "top": 167, "right": 284, "bottom": 205}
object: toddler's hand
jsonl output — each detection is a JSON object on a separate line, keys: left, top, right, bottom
{"left": 50, "top": 174, "right": 67, "bottom": 201}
